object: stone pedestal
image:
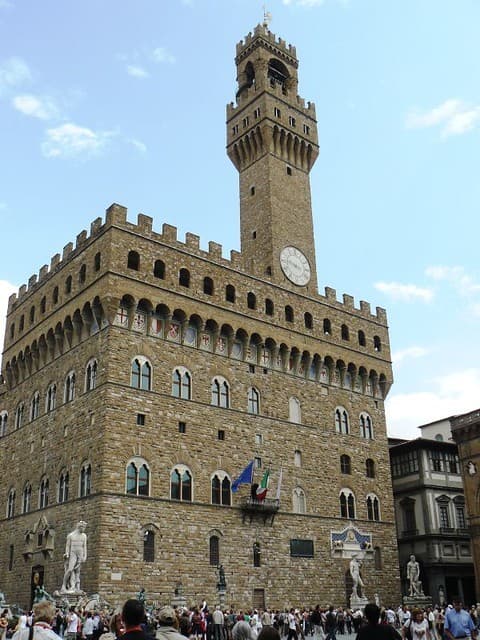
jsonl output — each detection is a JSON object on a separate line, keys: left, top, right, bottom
{"left": 350, "top": 594, "right": 369, "bottom": 610}
{"left": 171, "top": 594, "right": 187, "bottom": 610}
{"left": 403, "top": 595, "right": 433, "bottom": 608}
{"left": 217, "top": 589, "right": 226, "bottom": 610}
{"left": 53, "top": 590, "right": 85, "bottom": 609}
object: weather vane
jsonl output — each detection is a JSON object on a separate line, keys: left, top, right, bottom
{"left": 262, "top": 4, "right": 272, "bottom": 29}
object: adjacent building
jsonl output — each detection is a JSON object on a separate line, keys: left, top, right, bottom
{"left": 0, "top": 22, "right": 401, "bottom": 609}
{"left": 389, "top": 418, "right": 476, "bottom": 604}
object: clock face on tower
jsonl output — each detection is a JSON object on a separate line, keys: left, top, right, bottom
{"left": 280, "top": 246, "right": 311, "bottom": 286}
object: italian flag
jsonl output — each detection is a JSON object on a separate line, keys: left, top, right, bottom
{"left": 256, "top": 469, "right": 270, "bottom": 501}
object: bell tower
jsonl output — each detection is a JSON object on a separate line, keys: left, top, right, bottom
{"left": 227, "top": 23, "right": 319, "bottom": 294}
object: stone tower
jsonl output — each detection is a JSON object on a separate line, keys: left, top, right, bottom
{"left": 227, "top": 23, "right": 319, "bottom": 294}
{"left": 0, "top": 24, "right": 401, "bottom": 610}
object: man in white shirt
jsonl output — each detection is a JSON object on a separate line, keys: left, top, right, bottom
{"left": 65, "top": 607, "right": 78, "bottom": 640}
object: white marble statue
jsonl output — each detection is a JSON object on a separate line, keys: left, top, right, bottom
{"left": 406, "top": 554, "right": 421, "bottom": 596}
{"left": 61, "top": 521, "right": 87, "bottom": 593}
{"left": 350, "top": 554, "right": 365, "bottom": 598}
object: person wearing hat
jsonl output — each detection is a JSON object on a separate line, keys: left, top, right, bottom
{"left": 155, "top": 607, "right": 183, "bottom": 640}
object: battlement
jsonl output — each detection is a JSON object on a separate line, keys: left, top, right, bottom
{"left": 226, "top": 85, "right": 316, "bottom": 118}
{"left": 236, "top": 24, "right": 297, "bottom": 61}
{"left": 7, "top": 203, "right": 388, "bottom": 325}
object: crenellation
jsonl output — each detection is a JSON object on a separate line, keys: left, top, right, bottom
{"left": 28, "top": 275, "right": 37, "bottom": 289}
{"left": 76, "top": 230, "right": 88, "bottom": 249}
{"left": 208, "top": 241, "right": 223, "bottom": 259}
{"left": 343, "top": 293, "right": 354, "bottom": 309}
{"left": 90, "top": 217, "right": 103, "bottom": 236}
{"left": 137, "top": 213, "right": 153, "bottom": 233}
{"left": 360, "top": 300, "right": 371, "bottom": 316}
{"left": 105, "top": 203, "right": 128, "bottom": 226}
{"left": 39, "top": 265, "right": 49, "bottom": 281}
{"left": 50, "top": 253, "right": 61, "bottom": 270}
{"left": 185, "top": 232, "right": 200, "bottom": 250}
{"left": 161, "top": 223, "right": 178, "bottom": 243}
{"left": 19, "top": 284, "right": 27, "bottom": 299}
{"left": 7, "top": 293, "right": 17, "bottom": 312}
{"left": 62, "top": 242, "right": 74, "bottom": 260}
{"left": 325, "top": 286, "right": 337, "bottom": 301}
{"left": 230, "top": 249, "right": 242, "bottom": 267}
{"left": 376, "top": 307, "right": 387, "bottom": 323}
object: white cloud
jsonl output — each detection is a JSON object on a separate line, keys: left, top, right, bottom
{"left": 392, "top": 346, "right": 429, "bottom": 365}
{"left": 0, "top": 280, "right": 18, "bottom": 355}
{"left": 425, "top": 265, "right": 480, "bottom": 296}
{"left": 152, "top": 47, "right": 176, "bottom": 64}
{"left": 406, "top": 99, "right": 480, "bottom": 137}
{"left": 128, "top": 138, "right": 147, "bottom": 153}
{"left": 41, "top": 123, "right": 114, "bottom": 159}
{"left": 0, "top": 57, "right": 31, "bottom": 94}
{"left": 386, "top": 368, "right": 480, "bottom": 438}
{"left": 126, "top": 65, "right": 150, "bottom": 79}
{"left": 12, "top": 94, "right": 59, "bottom": 120}
{"left": 374, "top": 281, "right": 434, "bottom": 303}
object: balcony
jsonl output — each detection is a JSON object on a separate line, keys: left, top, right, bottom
{"left": 240, "top": 497, "right": 280, "bottom": 525}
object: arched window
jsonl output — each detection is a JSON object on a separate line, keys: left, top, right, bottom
{"left": 335, "top": 407, "right": 349, "bottom": 434}
{"left": 323, "top": 318, "right": 331, "bottom": 335}
{"left": 79, "top": 264, "right": 86, "bottom": 284}
{"left": 0, "top": 411, "right": 7, "bottom": 437}
{"left": 289, "top": 397, "right": 301, "bottom": 423}
{"left": 85, "top": 359, "right": 98, "bottom": 391}
{"left": 253, "top": 542, "right": 261, "bottom": 567}
{"left": 285, "top": 305, "right": 294, "bottom": 323}
{"left": 358, "top": 330, "right": 366, "bottom": 346}
{"left": 64, "top": 372, "right": 76, "bottom": 403}
{"left": 30, "top": 392, "right": 40, "bottom": 420}
{"left": 39, "top": 478, "right": 49, "bottom": 509}
{"left": 170, "top": 466, "right": 192, "bottom": 501}
{"left": 80, "top": 463, "right": 91, "bottom": 497}
{"left": 131, "top": 357, "right": 152, "bottom": 391}
{"left": 15, "top": 402, "right": 25, "bottom": 428}
{"left": 58, "top": 471, "right": 69, "bottom": 503}
{"left": 143, "top": 530, "right": 155, "bottom": 562}
{"left": 172, "top": 368, "right": 192, "bottom": 400}
{"left": 65, "top": 275, "right": 72, "bottom": 294}
{"left": 94, "top": 252, "right": 101, "bottom": 271}
{"left": 179, "top": 268, "right": 190, "bottom": 287}
{"left": 374, "top": 335, "right": 382, "bottom": 352}
{"left": 367, "top": 494, "right": 380, "bottom": 521}
{"left": 203, "top": 277, "right": 214, "bottom": 295}
{"left": 304, "top": 312, "right": 313, "bottom": 329}
{"left": 211, "top": 377, "right": 230, "bottom": 408}
{"left": 366, "top": 458, "right": 375, "bottom": 478}
{"left": 247, "top": 387, "right": 260, "bottom": 414}
{"left": 30, "top": 305, "right": 35, "bottom": 324}
{"left": 226, "top": 284, "right": 235, "bottom": 303}
{"left": 209, "top": 535, "right": 220, "bottom": 565}
{"left": 293, "top": 487, "right": 306, "bottom": 514}
{"left": 211, "top": 472, "right": 231, "bottom": 506}
{"left": 360, "top": 413, "right": 373, "bottom": 439}
{"left": 340, "top": 454, "right": 351, "bottom": 475}
{"left": 341, "top": 324, "right": 349, "bottom": 340}
{"left": 268, "top": 58, "right": 289, "bottom": 90}
{"left": 153, "top": 259, "right": 165, "bottom": 279}
{"left": 22, "top": 483, "right": 31, "bottom": 513}
{"left": 294, "top": 450, "right": 302, "bottom": 467}
{"left": 247, "top": 292, "right": 257, "bottom": 310}
{"left": 340, "top": 489, "right": 355, "bottom": 518}
{"left": 40, "top": 296, "right": 46, "bottom": 314}
{"left": 126, "top": 459, "right": 150, "bottom": 496}
{"left": 127, "top": 250, "right": 140, "bottom": 270}
{"left": 265, "top": 299, "right": 274, "bottom": 316}
{"left": 7, "top": 489, "right": 15, "bottom": 519}
{"left": 46, "top": 384, "right": 56, "bottom": 413}
{"left": 19, "top": 314, "right": 24, "bottom": 331}
{"left": 9, "top": 323, "right": 14, "bottom": 339}
{"left": 374, "top": 546, "right": 382, "bottom": 570}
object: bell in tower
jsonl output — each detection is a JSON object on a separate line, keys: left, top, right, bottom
{"left": 227, "top": 24, "right": 319, "bottom": 294}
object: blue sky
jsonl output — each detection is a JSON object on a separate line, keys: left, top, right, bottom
{"left": 1, "top": 0, "right": 479, "bottom": 439}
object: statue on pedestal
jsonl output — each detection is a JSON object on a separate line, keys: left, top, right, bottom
{"left": 350, "top": 554, "right": 365, "bottom": 598}
{"left": 406, "top": 555, "right": 422, "bottom": 596}
{"left": 61, "top": 521, "right": 87, "bottom": 593}
{"left": 217, "top": 565, "right": 226, "bottom": 590}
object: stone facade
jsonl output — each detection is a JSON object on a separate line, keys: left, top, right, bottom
{"left": 0, "top": 23, "right": 401, "bottom": 610}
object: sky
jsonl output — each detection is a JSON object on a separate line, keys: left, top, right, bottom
{"left": 1, "top": 0, "right": 479, "bottom": 440}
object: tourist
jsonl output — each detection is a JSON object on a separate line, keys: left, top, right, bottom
{"left": 155, "top": 605, "right": 184, "bottom": 640}
{"left": 12, "top": 601, "right": 61, "bottom": 640}
{"left": 121, "top": 600, "right": 147, "bottom": 640}
{"left": 356, "top": 603, "right": 401, "bottom": 640}
{"left": 444, "top": 598, "right": 477, "bottom": 640}
{"left": 403, "top": 609, "right": 430, "bottom": 640}
{"left": 231, "top": 621, "right": 255, "bottom": 640}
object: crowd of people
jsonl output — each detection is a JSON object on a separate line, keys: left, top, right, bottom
{"left": 0, "top": 597, "right": 478, "bottom": 640}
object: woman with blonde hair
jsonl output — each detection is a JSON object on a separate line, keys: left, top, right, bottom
{"left": 12, "top": 601, "right": 61, "bottom": 640}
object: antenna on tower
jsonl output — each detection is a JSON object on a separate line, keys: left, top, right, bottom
{"left": 262, "top": 4, "right": 272, "bottom": 29}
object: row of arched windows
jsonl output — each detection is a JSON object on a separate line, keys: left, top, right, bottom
{"left": 339, "top": 489, "right": 381, "bottom": 521}
{"left": 6, "top": 463, "right": 91, "bottom": 518}
{"left": 0, "top": 359, "right": 97, "bottom": 435}
{"left": 126, "top": 250, "right": 383, "bottom": 351}
{"left": 335, "top": 408, "right": 374, "bottom": 438}
{"left": 9, "top": 253, "right": 102, "bottom": 342}
{"left": 340, "top": 455, "right": 376, "bottom": 478}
